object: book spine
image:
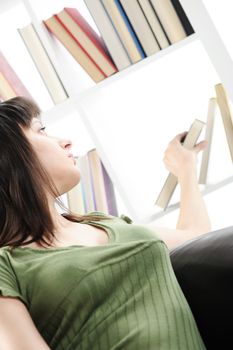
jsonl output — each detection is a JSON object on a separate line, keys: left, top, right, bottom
{"left": 101, "top": 0, "right": 145, "bottom": 63}
{"left": 215, "top": 84, "right": 233, "bottom": 163}
{"left": 137, "top": 0, "right": 170, "bottom": 49}
{"left": 114, "top": 0, "right": 146, "bottom": 58}
{"left": 54, "top": 15, "right": 108, "bottom": 78}
{"left": 101, "top": 160, "right": 119, "bottom": 216}
{"left": 150, "top": 0, "right": 187, "bottom": 44}
{"left": 79, "top": 155, "right": 96, "bottom": 212}
{"left": 170, "top": 0, "right": 194, "bottom": 36}
{"left": 88, "top": 149, "right": 109, "bottom": 213}
{"left": 119, "top": 0, "right": 160, "bottom": 56}
{"left": 84, "top": 0, "right": 131, "bottom": 70}
{"left": 18, "top": 24, "right": 68, "bottom": 104}
{"left": 64, "top": 8, "right": 118, "bottom": 72}
{"left": 44, "top": 17, "right": 105, "bottom": 83}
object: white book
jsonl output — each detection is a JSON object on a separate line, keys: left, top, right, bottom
{"left": 138, "top": 0, "right": 169, "bottom": 49}
{"left": 150, "top": 0, "right": 187, "bottom": 43}
{"left": 18, "top": 23, "right": 68, "bottom": 104}
{"left": 215, "top": 83, "right": 233, "bottom": 162}
{"left": 120, "top": 0, "right": 160, "bottom": 56}
{"left": 84, "top": 0, "right": 131, "bottom": 70}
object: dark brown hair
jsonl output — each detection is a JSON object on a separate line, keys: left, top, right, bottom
{"left": 0, "top": 96, "right": 112, "bottom": 251}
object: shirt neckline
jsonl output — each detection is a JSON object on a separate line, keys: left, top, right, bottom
{"left": 8, "top": 218, "right": 116, "bottom": 252}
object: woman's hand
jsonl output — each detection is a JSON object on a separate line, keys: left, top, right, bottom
{"left": 163, "top": 131, "right": 207, "bottom": 182}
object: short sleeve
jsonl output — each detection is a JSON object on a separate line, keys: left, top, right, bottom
{"left": 0, "top": 249, "right": 28, "bottom": 307}
{"left": 119, "top": 214, "right": 133, "bottom": 224}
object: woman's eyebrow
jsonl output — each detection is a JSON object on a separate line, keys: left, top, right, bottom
{"left": 31, "top": 119, "right": 42, "bottom": 126}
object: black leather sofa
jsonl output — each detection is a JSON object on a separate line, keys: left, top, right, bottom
{"left": 170, "top": 226, "right": 233, "bottom": 350}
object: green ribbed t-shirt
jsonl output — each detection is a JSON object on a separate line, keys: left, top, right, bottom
{"left": 0, "top": 212, "right": 206, "bottom": 349}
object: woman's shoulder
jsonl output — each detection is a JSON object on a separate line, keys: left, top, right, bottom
{"left": 89, "top": 211, "right": 133, "bottom": 224}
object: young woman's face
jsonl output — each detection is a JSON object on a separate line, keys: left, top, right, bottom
{"left": 23, "top": 117, "right": 81, "bottom": 195}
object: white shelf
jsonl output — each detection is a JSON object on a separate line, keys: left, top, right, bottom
{"left": 180, "top": 0, "right": 233, "bottom": 103}
{"left": 140, "top": 175, "right": 233, "bottom": 224}
{"left": 78, "top": 33, "right": 198, "bottom": 100}
{"left": 41, "top": 33, "right": 198, "bottom": 124}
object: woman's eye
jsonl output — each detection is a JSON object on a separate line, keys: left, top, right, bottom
{"left": 39, "top": 126, "right": 47, "bottom": 134}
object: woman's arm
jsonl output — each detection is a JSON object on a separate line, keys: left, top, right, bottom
{"left": 0, "top": 296, "right": 51, "bottom": 350}
{"left": 146, "top": 132, "right": 211, "bottom": 249}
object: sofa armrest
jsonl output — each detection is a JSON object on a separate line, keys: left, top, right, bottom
{"left": 170, "top": 226, "right": 233, "bottom": 350}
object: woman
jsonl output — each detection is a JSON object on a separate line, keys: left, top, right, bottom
{"left": 0, "top": 96, "right": 210, "bottom": 350}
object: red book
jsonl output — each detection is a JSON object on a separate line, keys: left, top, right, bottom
{"left": 0, "top": 51, "right": 32, "bottom": 99}
{"left": 55, "top": 7, "right": 118, "bottom": 77}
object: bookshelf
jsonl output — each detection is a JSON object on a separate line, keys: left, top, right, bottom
{"left": 1, "top": 0, "right": 233, "bottom": 229}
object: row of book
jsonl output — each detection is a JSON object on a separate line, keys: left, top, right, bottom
{"left": 42, "top": 0, "right": 194, "bottom": 82}
{"left": 1, "top": 0, "right": 193, "bottom": 103}
{"left": 67, "top": 148, "right": 118, "bottom": 216}
{"left": 155, "top": 83, "right": 233, "bottom": 210}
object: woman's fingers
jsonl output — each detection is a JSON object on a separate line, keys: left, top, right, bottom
{"left": 194, "top": 140, "right": 208, "bottom": 153}
{"left": 170, "top": 131, "right": 188, "bottom": 144}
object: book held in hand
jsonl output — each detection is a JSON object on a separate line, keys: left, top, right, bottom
{"left": 155, "top": 119, "right": 206, "bottom": 210}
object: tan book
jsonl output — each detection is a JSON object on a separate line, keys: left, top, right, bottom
{"left": 138, "top": 0, "right": 170, "bottom": 49}
{"left": 101, "top": 0, "right": 144, "bottom": 63}
{"left": 66, "top": 157, "right": 86, "bottom": 215}
{"left": 155, "top": 119, "right": 205, "bottom": 209}
{"left": 199, "top": 98, "right": 216, "bottom": 184}
{"left": 78, "top": 154, "right": 96, "bottom": 213}
{"left": 150, "top": 0, "right": 187, "bottom": 44}
{"left": 44, "top": 16, "right": 105, "bottom": 83}
{"left": 18, "top": 23, "right": 68, "bottom": 104}
{"left": 0, "top": 72, "right": 17, "bottom": 99}
{"left": 119, "top": 0, "right": 160, "bottom": 56}
{"left": 215, "top": 83, "right": 233, "bottom": 162}
{"left": 87, "top": 148, "right": 109, "bottom": 213}
{"left": 56, "top": 8, "right": 117, "bottom": 77}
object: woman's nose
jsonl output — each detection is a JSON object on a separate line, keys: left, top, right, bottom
{"left": 59, "top": 138, "right": 73, "bottom": 151}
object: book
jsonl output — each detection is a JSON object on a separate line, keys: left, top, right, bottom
{"left": 44, "top": 16, "right": 106, "bottom": 83}
{"left": 199, "top": 98, "right": 216, "bottom": 185}
{"left": 67, "top": 159, "right": 86, "bottom": 215}
{"left": 119, "top": 0, "right": 160, "bottom": 56}
{"left": 170, "top": 0, "right": 194, "bottom": 36}
{"left": 77, "top": 155, "right": 96, "bottom": 213}
{"left": 0, "top": 51, "right": 32, "bottom": 99}
{"left": 101, "top": 159, "right": 118, "bottom": 216}
{"left": 67, "top": 150, "right": 118, "bottom": 216}
{"left": 55, "top": 8, "right": 118, "bottom": 77}
{"left": 155, "top": 119, "right": 205, "bottom": 209}
{"left": 0, "top": 72, "right": 17, "bottom": 100}
{"left": 137, "top": 0, "right": 170, "bottom": 49}
{"left": 150, "top": 0, "right": 187, "bottom": 44}
{"left": 88, "top": 148, "right": 110, "bottom": 213}
{"left": 84, "top": 0, "right": 131, "bottom": 71}
{"left": 215, "top": 83, "right": 233, "bottom": 163}
{"left": 18, "top": 23, "right": 68, "bottom": 104}
{"left": 101, "top": 0, "right": 145, "bottom": 63}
